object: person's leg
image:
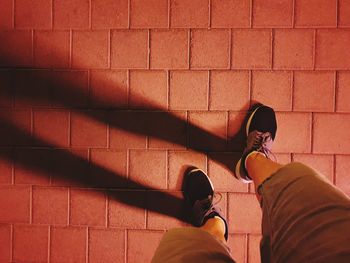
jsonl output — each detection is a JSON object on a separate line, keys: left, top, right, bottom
{"left": 199, "top": 216, "right": 226, "bottom": 243}
{"left": 234, "top": 104, "right": 350, "bottom": 263}
{"left": 245, "top": 152, "right": 283, "bottom": 192}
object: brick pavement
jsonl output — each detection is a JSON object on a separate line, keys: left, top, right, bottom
{"left": 0, "top": 0, "right": 350, "bottom": 262}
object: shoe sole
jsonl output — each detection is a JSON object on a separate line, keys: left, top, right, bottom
{"left": 234, "top": 106, "right": 263, "bottom": 184}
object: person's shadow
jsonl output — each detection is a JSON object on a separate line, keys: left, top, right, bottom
{"left": 0, "top": 37, "right": 259, "bottom": 224}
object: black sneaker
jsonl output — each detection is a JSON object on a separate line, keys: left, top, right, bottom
{"left": 183, "top": 168, "right": 228, "bottom": 240}
{"left": 235, "top": 104, "right": 277, "bottom": 183}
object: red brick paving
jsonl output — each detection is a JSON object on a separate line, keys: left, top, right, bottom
{"left": 0, "top": 1, "right": 349, "bottom": 262}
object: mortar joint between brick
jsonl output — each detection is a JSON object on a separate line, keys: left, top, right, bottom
{"left": 333, "top": 71, "right": 337, "bottom": 112}
{"left": 67, "top": 188, "right": 71, "bottom": 225}
{"left": 108, "top": 29, "right": 111, "bottom": 69}
{"left": 333, "top": 154, "right": 337, "bottom": 185}
{"left": 29, "top": 185, "right": 33, "bottom": 224}
{"left": 12, "top": 0, "right": 15, "bottom": 28}
{"left": 89, "top": 0, "right": 92, "bottom": 30}
{"left": 85, "top": 227, "right": 89, "bottom": 263}
{"left": 291, "top": 71, "right": 295, "bottom": 111}
{"left": 187, "top": 29, "right": 191, "bottom": 70}
{"left": 147, "top": 29, "right": 151, "bottom": 69}
{"left": 10, "top": 224, "right": 14, "bottom": 262}
{"left": 249, "top": 0, "right": 253, "bottom": 28}
{"left": 207, "top": 71, "right": 210, "bottom": 111}
{"left": 47, "top": 225, "right": 51, "bottom": 263}
{"left": 312, "top": 30, "right": 317, "bottom": 70}
{"left": 292, "top": 0, "right": 296, "bottom": 28}
{"left": 248, "top": 70, "right": 252, "bottom": 108}
{"left": 69, "top": 30, "right": 73, "bottom": 68}
{"left": 336, "top": 0, "right": 339, "bottom": 28}
{"left": 166, "top": 70, "right": 170, "bottom": 111}
{"left": 270, "top": 29, "right": 274, "bottom": 70}
{"left": 310, "top": 112, "right": 314, "bottom": 153}
{"left": 228, "top": 29, "right": 232, "bottom": 69}
{"left": 167, "top": 0, "right": 171, "bottom": 29}
{"left": 124, "top": 229, "right": 128, "bottom": 263}
{"left": 208, "top": 0, "right": 212, "bottom": 28}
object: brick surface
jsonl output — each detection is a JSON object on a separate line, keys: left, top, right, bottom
{"left": 13, "top": 70, "right": 52, "bottom": 108}
{"left": 53, "top": 0, "right": 89, "bottom": 29}
{"left": 50, "top": 227, "right": 87, "bottom": 263}
{"left": 248, "top": 234, "right": 262, "bottom": 263}
{"left": 293, "top": 154, "right": 334, "bottom": 182}
{"left": 33, "top": 186, "right": 69, "bottom": 225}
{"left": 0, "top": 186, "right": 30, "bottom": 223}
{"left": 252, "top": 71, "right": 292, "bottom": 111}
{"left": 70, "top": 111, "right": 108, "bottom": 147}
{"left": 127, "top": 230, "right": 164, "bottom": 263}
{"left": 111, "top": 30, "right": 148, "bottom": 68}
{"left": 14, "top": 149, "right": 51, "bottom": 185}
{"left": 0, "top": 150, "right": 13, "bottom": 184}
{"left": 129, "top": 150, "right": 167, "bottom": 189}
{"left": 275, "top": 153, "right": 292, "bottom": 164}
{"left": 0, "top": 0, "right": 12, "bottom": 29}
{"left": 208, "top": 153, "right": 248, "bottom": 192}
{"left": 91, "top": 0, "right": 128, "bottom": 29}
{"left": 109, "top": 111, "right": 147, "bottom": 149}
{"left": 0, "top": 70, "right": 13, "bottom": 107}
{"left": 169, "top": 71, "right": 208, "bottom": 110}
{"left": 209, "top": 71, "right": 250, "bottom": 110}
{"left": 316, "top": 30, "right": 350, "bottom": 69}
{"left": 33, "top": 110, "right": 69, "bottom": 147}
{"left": 295, "top": 0, "right": 336, "bottom": 27}
{"left": 89, "top": 70, "right": 128, "bottom": 108}
{"left": 211, "top": 0, "right": 250, "bottom": 28}
{"left": 70, "top": 189, "right": 107, "bottom": 226}
{"left": 1, "top": 0, "right": 350, "bottom": 261}
{"left": 0, "top": 224, "right": 11, "bottom": 262}
{"left": 227, "top": 234, "right": 247, "bottom": 263}
{"left": 337, "top": 72, "right": 350, "bottom": 112}
{"left": 227, "top": 111, "right": 248, "bottom": 152}
{"left": 253, "top": 0, "right": 293, "bottom": 27}
{"left": 129, "top": 70, "right": 168, "bottom": 109}
{"left": 130, "top": 0, "right": 168, "bottom": 28}
{"left": 51, "top": 70, "right": 89, "bottom": 108}
{"left": 108, "top": 190, "right": 146, "bottom": 228}
{"left": 0, "top": 31, "right": 32, "bottom": 67}
{"left": 50, "top": 149, "right": 89, "bottom": 187}
{"left": 90, "top": 149, "right": 127, "bottom": 187}
{"left": 293, "top": 71, "right": 335, "bottom": 112}
{"left": 188, "top": 111, "right": 227, "bottom": 151}
{"left": 150, "top": 30, "right": 189, "bottom": 69}
{"left": 13, "top": 225, "right": 48, "bottom": 262}
{"left": 34, "top": 31, "right": 70, "bottom": 68}
{"left": 0, "top": 109, "right": 32, "bottom": 146}
{"left": 72, "top": 30, "right": 109, "bottom": 69}
{"left": 228, "top": 193, "right": 262, "bottom": 233}
{"left": 313, "top": 113, "right": 350, "bottom": 154}
{"left": 89, "top": 228, "right": 125, "bottom": 263}
{"left": 274, "top": 112, "right": 312, "bottom": 153}
{"left": 335, "top": 155, "right": 350, "bottom": 196}
{"left": 146, "top": 191, "right": 186, "bottom": 229}
{"left": 15, "top": 0, "right": 51, "bottom": 29}
{"left": 168, "top": 150, "right": 207, "bottom": 190}
{"left": 232, "top": 29, "right": 272, "bottom": 69}
{"left": 190, "top": 30, "right": 230, "bottom": 69}
{"left": 274, "top": 29, "right": 314, "bottom": 69}
{"left": 147, "top": 111, "right": 187, "bottom": 149}
{"left": 170, "top": 0, "right": 208, "bottom": 28}
{"left": 339, "top": 0, "right": 350, "bottom": 27}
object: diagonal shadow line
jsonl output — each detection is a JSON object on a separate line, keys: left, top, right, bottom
{"left": 0, "top": 42, "right": 248, "bottom": 221}
{"left": 0, "top": 53, "right": 244, "bottom": 167}
{"left": 0, "top": 116, "right": 186, "bottom": 222}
